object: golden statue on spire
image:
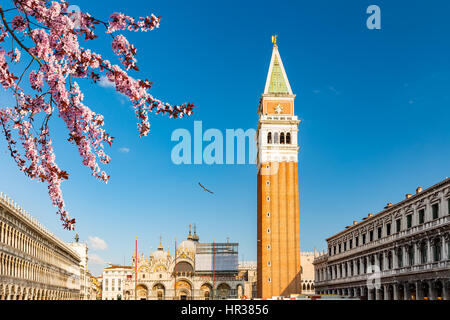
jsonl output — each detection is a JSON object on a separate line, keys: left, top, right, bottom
{"left": 272, "top": 35, "right": 278, "bottom": 46}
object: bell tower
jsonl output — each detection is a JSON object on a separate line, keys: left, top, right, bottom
{"left": 256, "top": 37, "right": 301, "bottom": 298}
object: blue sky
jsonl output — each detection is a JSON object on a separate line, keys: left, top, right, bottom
{"left": 1, "top": 0, "right": 450, "bottom": 276}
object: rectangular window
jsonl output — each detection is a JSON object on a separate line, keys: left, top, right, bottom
{"left": 349, "top": 239, "right": 353, "bottom": 249}
{"left": 369, "top": 231, "right": 373, "bottom": 242}
{"left": 344, "top": 242, "right": 347, "bottom": 251}
{"left": 407, "top": 215, "right": 412, "bottom": 228}
{"left": 448, "top": 199, "right": 450, "bottom": 215}
{"left": 355, "top": 236, "right": 359, "bottom": 247}
{"left": 432, "top": 203, "right": 439, "bottom": 219}
{"left": 396, "top": 219, "right": 401, "bottom": 232}
{"left": 329, "top": 247, "right": 332, "bottom": 256}
{"left": 334, "top": 246, "right": 336, "bottom": 255}
{"left": 377, "top": 227, "right": 382, "bottom": 239}
{"left": 338, "top": 244, "right": 341, "bottom": 253}
{"left": 362, "top": 234, "right": 366, "bottom": 244}
{"left": 418, "top": 209, "right": 425, "bottom": 224}
{"left": 386, "top": 224, "right": 391, "bottom": 236}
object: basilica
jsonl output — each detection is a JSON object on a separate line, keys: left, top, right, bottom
{"left": 106, "top": 226, "right": 246, "bottom": 300}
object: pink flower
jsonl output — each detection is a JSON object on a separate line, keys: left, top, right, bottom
{"left": 11, "top": 16, "right": 28, "bottom": 32}
{"left": 29, "top": 70, "right": 44, "bottom": 91}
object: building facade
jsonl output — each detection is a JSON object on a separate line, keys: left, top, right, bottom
{"left": 256, "top": 37, "right": 301, "bottom": 298}
{"left": 87, "top": 273, "right": 97, "bottom": 300}
{"left": 300, "top": 252, "right": 317, "bottom": 295}
{"left": 102, "top": 265, "right": 132, "bottom": 300}
{"left": 314, "top": 178, "right": 450, "bottom": 300}
{"left": 0, "top": 193, "right": 81, "bottom": 300}
{"left": 238, "top": 261, "right": 257, "bottom": 299}
{"left": 67, "top": 238, "right": 90, "bottom": 299}
{"left": 116, "top": 227, "right": 245, "bottom": 300}
{"left": 95, "top": 276, "right": 103, "bottom": 299}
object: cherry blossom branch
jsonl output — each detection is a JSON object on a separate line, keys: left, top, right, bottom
{"left": 0, "top": 4, "right": 42, "bottom": 66}
{"left": 0, "top": 0, "right": 195, "bottom": 230}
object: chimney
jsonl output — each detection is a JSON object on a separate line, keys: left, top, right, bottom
{"left": 406, "top": 193, "right": 412, "bottom": 199}
{"left": 416, "top": 187, "right": 423, "bottom": 194}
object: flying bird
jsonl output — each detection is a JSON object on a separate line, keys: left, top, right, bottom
{"left": 199, "top": 182, "right": 214, "bottom": 194}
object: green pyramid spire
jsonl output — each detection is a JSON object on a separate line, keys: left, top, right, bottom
{"left": 268, "top": 56, "right": 289, "bottom": 94}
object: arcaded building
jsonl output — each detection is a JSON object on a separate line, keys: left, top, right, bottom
{"left": 0, "top": 193, "right": 81, "bottom": 300}
{"left": 314, "top": 178, "right": 450, "bottom": 300}
{"left": 256, "top": 37, "right": 302, "bottom": 298}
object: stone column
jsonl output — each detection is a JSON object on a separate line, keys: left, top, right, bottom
{"left": 359, "top": 258, "right": 366, "bottom": 274}
{"left": 429, "top": 281, "right": 436, "bottom": 300}
{"left": 414, "top": 242, "right": 419, "bottom": 265}
{"left": 416, "top": 281, "right": 423, "bottom": 300}
{"left": 404, "top": 246, "right": 408, "bottom": 267}
{"left": 427, "top": 238, "right": 432, "bottom": 263}
{"left": 443, "top": 281, "right": 449, "bottom": 301}
{"left": 393, "top": 249, "right": 397, "bottom": 269}
{"left": 441, "top": 235, "right": 446, "bottom": 261}
{"left": 393, "top": 284, "right": 399, "bottom": 300}
{"left": 375, "top": 254, "right": 380, "bottom": 269}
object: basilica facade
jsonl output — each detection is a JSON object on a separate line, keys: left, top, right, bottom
{"left": 119, "top": 227, "right": 246, "bottom": 300}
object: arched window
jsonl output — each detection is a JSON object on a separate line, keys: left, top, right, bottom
{"left": 280, "top": 132, "right": 285, "bottom": 144}
{"left": 267, "top": 132, "right": 272, "bottom": 144}
{"left": 286, "top": 132, "right": 291, "bottom": 144}
{"left": 397, "top": 249, "right": 403, "bottom": 267}
{"left": 433, "top": 238, "right": 441, "bottom": 262}
{"left": 420, "top": 242, "right": 427, "bottom": 264}
{"left": 302, "top": 283, "right": 306, "bottom": 290}
{"left": 307, "top": 283, "right": 310, "bottom": 291}
{"left": 408, "top": 245, "right": 414, "bottom": 266}
{"left": 274, "top": 132, "right": 279, "bottom": 144}
{"left": 175, "top": 261, "right": 194, "bottom": 276}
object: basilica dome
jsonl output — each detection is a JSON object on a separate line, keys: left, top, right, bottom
{"left": 151, "top": 248, "right": 167, "bottom": 260}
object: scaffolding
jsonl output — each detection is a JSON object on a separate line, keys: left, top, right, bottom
{"left": 195, "top": 242, "right": 239, "bottom": 272}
